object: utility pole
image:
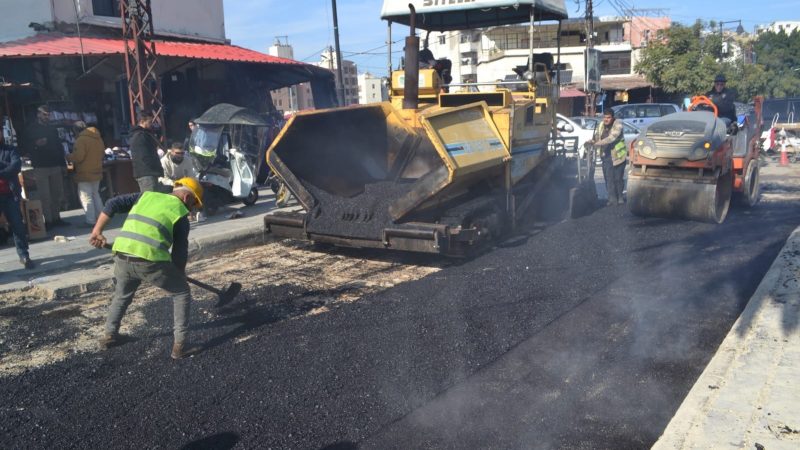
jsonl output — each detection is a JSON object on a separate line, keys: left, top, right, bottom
{"left": 585, "top": 0, "right": 596, "bottom": 116}
{"left": 120, "top": 0, "right": 163, "bottom": 131}
{"left": 331, "top": 0, "right": 346, "bottom": 106}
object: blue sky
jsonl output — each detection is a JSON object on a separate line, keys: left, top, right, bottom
{"left": 223, "top": 0, "right": 799, "bottom": 77}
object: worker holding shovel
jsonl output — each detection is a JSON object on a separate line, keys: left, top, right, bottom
{"left": 89, "top": 177, "right": 204, "bottom": 359}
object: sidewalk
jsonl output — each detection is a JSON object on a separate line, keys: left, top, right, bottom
{"left": 653, "top": 224, "right": 800, "bottom": 449}
{"left": 0, "top": 186, "right": 287, "bottom": 298}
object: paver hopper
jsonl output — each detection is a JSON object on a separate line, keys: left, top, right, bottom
{"left": 265, "top": 0, "right": 582, "bottom": 255}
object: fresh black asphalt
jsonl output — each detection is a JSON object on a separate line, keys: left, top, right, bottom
{"left": 1, "top": 192, "right": 798, "bottom": 449}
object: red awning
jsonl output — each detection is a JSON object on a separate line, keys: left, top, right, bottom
{"left": 0, "top": 33, "right": 303, "bottom": 66}
{"left": 560, "top": 88, "right": 586, "bottom": 98}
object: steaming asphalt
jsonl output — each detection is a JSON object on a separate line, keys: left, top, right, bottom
{"left": 2, "top": 189, "right": 799, "bottom": 449}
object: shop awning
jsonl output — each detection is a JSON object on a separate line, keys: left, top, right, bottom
{"left": 600, "top": 75, "right": 653, "bottom": 91}
{"left": 560, "top": 87, "right": 586, "bottom": 98}
{"left": 0, "top": 33, "right": 302, "bottom": 65}
{"left": 0, "top": 32, "right": 337, "bottom": 106}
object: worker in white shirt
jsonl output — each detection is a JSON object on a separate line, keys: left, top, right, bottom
{"left": 160, "top": 141, "right": 199, "bottom": 186}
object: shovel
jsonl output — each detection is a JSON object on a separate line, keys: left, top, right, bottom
{"left": 103, "top": 243, "right": 241, "bottom": 307}
{"left": 187, "top": 275, "right": 241, "bottom": 308}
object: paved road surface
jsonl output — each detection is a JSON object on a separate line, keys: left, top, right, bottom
{"left": 0, "top": 162, "right": 798, "bottom": 449}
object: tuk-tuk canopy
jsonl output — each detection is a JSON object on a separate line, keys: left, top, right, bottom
{"left": 193, "top": 103, "right": 269, "bottom": 127}
{"left": 380, "top": 0, "right": 568, "bottom": 31}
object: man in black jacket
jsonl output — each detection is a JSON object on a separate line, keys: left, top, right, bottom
{"left": 706, "top": 74, "right": 738, "bottom": 129}
{"left": 129, "top": 113, "right": 166, "bottom": 192}
{"left": 22, "top": 106, "right": 67, "bottom": 227}
{"left": 0, "top": 133, "right": 34, "bottom": 269}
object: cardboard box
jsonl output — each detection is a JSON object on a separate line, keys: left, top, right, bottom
{"left": 22, "top": 199, "right": 47, "bottom": 240}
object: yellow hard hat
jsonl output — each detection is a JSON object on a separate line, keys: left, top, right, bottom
{"left": 174, "top": 177, "right": 204, "bottom": 208}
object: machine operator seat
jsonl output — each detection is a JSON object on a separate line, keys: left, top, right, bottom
{"left": 513, "top": 52, "right": 554, "bottom": 83}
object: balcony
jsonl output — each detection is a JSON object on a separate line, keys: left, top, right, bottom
{"left": 459, "top": 41, "right": 479, "bottom": 53}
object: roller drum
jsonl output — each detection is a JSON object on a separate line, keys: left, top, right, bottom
{"left": 627, "top": 170, "right": 732, "bottom": 224}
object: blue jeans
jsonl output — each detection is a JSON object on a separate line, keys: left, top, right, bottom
{"left": 0, "top": 194, "right": 30, "bottom": 260}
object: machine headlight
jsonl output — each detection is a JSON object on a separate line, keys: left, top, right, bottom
{"left": 637, "top": 139, "right": 655, "bottom": 158}
{"left": 692, "top": 141, "right": 712, "bottom": 158}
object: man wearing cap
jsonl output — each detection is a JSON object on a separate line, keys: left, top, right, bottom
{"left": 22, "top": 106, "right": 68, "bottom": 227}
{"left": 587, "top": 110, "right": 628, "bottom": 206}
{"left": 706, "top": 74, "right": 738, "bottom": 127}
{"left": 89, "top": 177, "right": 203, "bottom": 359}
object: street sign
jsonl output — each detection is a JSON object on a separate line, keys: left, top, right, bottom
{"left": 584, "top": 48, "right": 601, "bottom": 93}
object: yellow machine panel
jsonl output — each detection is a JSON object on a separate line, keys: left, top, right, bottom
{"left": 391, "top": 69, "right": 440, "bottom": 98}
{"left": 420, "top": 102, "right": 509, "bottom": 180}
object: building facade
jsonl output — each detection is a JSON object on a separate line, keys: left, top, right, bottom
{"left": 756, "top": 21, "right": 800, "bottom": 35}
{"left": 357, "top": 73, "right": 387, "bottom": 104}
{"left": 317, "top": 48, "right": 359, "bottom": 106}
{"left": 425, "top": 14, "right": 671, "bottom": 109}
{"left": 268, "top": 39, "right": 315, "bottom": 114}
{"left": 0, "top": 0, "right": 226, "bottom": 43}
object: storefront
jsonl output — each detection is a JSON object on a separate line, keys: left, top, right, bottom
{"left": 0, "top": 31, "right": 334, "bottom": 212}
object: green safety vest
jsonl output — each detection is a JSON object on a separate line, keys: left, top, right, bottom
{"left": 112, "top": 192, "right": 189, "bottom": 262}
{"left": 597, "top": 122, "right": 628, "bottom": 165}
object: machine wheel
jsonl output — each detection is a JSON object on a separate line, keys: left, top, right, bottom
{"left": 242, "top": 186, "right": 259, "bottom": 206}
{"left": 740, "top": 159, "right": 761, "bottom": 207}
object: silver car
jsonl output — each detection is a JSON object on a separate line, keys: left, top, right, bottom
{"left": 610, "top": 103, "right": 681, "bottom": 128}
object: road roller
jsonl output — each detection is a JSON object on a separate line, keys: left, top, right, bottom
{"left": 627, "top": 96, "right": 763, "bottom": 223}
{"left": 264, "top": 0, "right": 591, "bottom": 256}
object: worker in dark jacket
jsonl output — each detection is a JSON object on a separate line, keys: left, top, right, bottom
{"left": 89, "top": 177, "right": 203, "bottom": 359}
{"left": 588, "top": 109, "right": 628, "bottom": 206}
{"left": 128, "top": 113, "right": 166, "bottom": 193}
{"left": 0, "top": 133, "right": 34, "bottom": 269}
{"left": 706, "top": 74, "right": 738, "bottom": 128}
{"left": 22, "top": 105, "right": 67, "bottom": 227}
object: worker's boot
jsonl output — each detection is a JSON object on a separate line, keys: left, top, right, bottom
{"left": 171, "top": 341, "right": 201, "bottom": 360}
{"left": 98, "top": 332, "right": 121, "bottom": 350}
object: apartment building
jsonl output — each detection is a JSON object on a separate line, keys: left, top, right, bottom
{"left": 317, "top": 48, "right": 359, "bottom": 106}
{"left": 425, "top": 15, "right": 670, "bottom": 105}
{"left": 357, "top": 72, "right": 387, "bottom": 104}
{"left": 268, "top": 39, "right": 315, "bottom": 114}
{"left": 1, "top": 0, "right": 226, "bottom": 43}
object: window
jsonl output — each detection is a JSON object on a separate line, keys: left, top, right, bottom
{"left": 641, "top": 105, "right": 661, "bottom": 118}
{"left": 600, "top": 51, "right": 631, "bottom": 75}
{"left": 92, "top": 0, "right": 120, "bottom": 17}
{"left": 438, "top": 35, "right": 446, "bottom": 45}
{"left": 660, "top": 105, "right": 677, "bottom": 116}
{"left": 619, "top": 106, "right": 636, "bottom": 119}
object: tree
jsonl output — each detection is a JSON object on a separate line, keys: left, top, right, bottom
{"left": 635, "top": 21, "right": 722, "bottom": 97}
{"left": 751, "top": 29, "right": 800, "bottom": 97}
{"left": 635, "top": 21, "right": 800, "bottom": 99}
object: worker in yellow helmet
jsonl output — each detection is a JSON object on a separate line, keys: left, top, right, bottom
{"left": 89, "top": 177, "right": 204, "bottom": 359}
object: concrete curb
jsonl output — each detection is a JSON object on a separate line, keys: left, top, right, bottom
{"left": 6, "top": 224, "right": 267, "bottom": 300}
{"left": 653, "top": 227, "right": 800, "bottom": 449}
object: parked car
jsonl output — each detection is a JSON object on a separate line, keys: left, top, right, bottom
{"left": 552, "top": 113, "right": 594, "bottom": 155}
{"left": 570, "top": 115, "right": 641, "bottom": 148}
{"left": 610, "top": 103, "right": 681, "bottom": 128}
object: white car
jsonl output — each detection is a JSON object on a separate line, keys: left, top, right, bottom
{"left": 551, "top": 114, "right": 594, "bottom": 156}
{"left": 570, "top": 116, "right": 641, "bottom": 148}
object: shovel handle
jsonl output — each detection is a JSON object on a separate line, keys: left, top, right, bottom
{"left": 186, "top": 276, "right": 223, "bottom": 295}
{"left": 103, "top": 243, "right": 228, "bottom": 297}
